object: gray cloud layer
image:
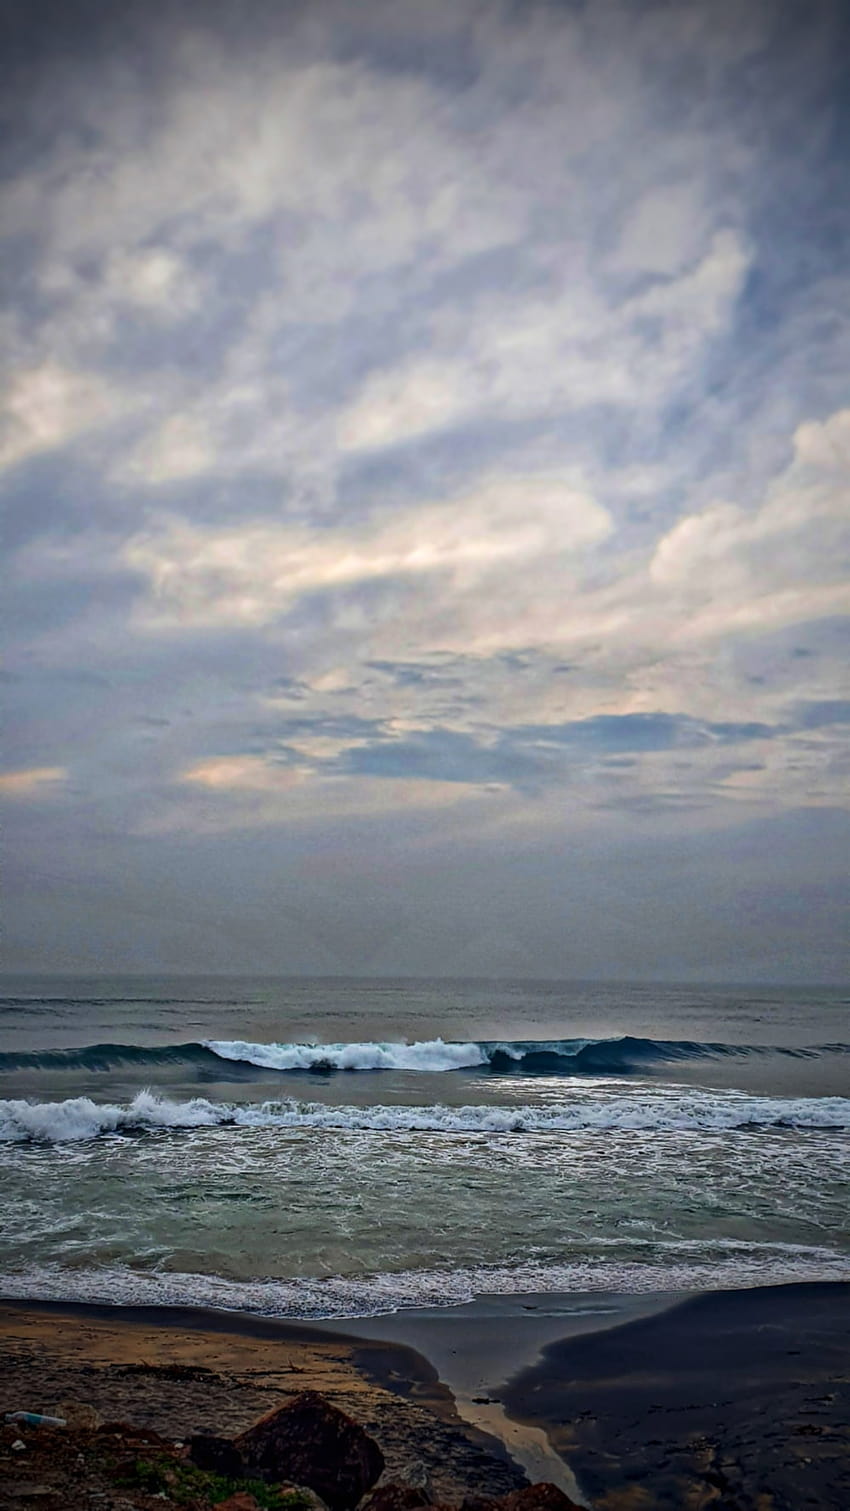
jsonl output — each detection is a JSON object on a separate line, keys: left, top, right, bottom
{"left": 2, "top": 0, "right": 848, "bottom": 978}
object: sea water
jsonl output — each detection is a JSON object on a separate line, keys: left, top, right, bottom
{"left": 0, "top": 976, "right": 847, "bottom": 1317}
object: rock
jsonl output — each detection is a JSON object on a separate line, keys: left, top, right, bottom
{"left": 53, "top": 1401, "right": 102, "bottom": 1432}
{"left": 285, "top": 1490, "right": 330, "bottom": 1511}
{"left": 214, "top": 1496, "right": 261, "bottom": 1511}
{"left": 2, "top": 1486, "right": 55, "bottom": 1501}
{"left": 188, "top": 1432, "right": 246, "bottom": 1478}
{"left": 97, "top": 1422, "right": 169, "bottom": 1446}
{"left": 447, "top": 1491, "right": 583, "bottom": 1511}
{"left": 359, "top": 1488, "right": 430, "bottom": 1511}
{"left": 235, "top": 1391, "right": 384, "bottom": 1511}
{"left": 11, "top": 1439, "right": 26, "bottom": 1451}
{"left": 496, "top": 1487, "right": 583, "bottom": 1511}
{"left": 380, "top": 1460, "right": 432, "bottom": 1496}
{"left": 368, "top": 1457, "right": 432, "bottom": 1509}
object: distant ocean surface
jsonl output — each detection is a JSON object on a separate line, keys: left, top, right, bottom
{"left": 0, "top": 976, "right": 848, "bottom": 1319}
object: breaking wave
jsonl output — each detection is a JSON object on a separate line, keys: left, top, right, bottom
{"left": 2, "top": 1087, "right": 849, "bottom": 1142}
{"left": 1, "top": 1034, "right": 848, "bottom": 1078}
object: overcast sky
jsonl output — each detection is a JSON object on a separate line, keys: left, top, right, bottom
{"left": 2, "top": 0, "right": 848, "bottom": 981}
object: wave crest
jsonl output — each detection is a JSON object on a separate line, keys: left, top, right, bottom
{"left": 2, "top": 1034, "right": 848, "bottom": 1078}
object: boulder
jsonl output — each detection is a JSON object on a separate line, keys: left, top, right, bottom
{"left": 359, "top": 1487, "right": 430, "bottom": 1511}
{"left": 235, "top": 1391, "right": 384, "bottom": 1511}
{"left": 188, "top": 1432, "right": 247, "bottom": 1478}
{"left": 440, "top": 1489, "right": 583, "bottom": 1511}
{"left": 385, "top": 1461, "right": 431, "bottom": 1495}
{"left": 497, "top": 1487, "right": 583, "bottom": 1511}
{"left": 282, "top": 1490, "right": 330, "bottom": 1511}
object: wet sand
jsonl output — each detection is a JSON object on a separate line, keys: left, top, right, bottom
{"left": 315, "top": 1292, "right": 678, "bottom": 1501}
{"left": 501, "top": 1281, "right": 850, "bottom": 1510}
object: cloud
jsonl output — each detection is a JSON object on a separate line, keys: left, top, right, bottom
{"left": 337, "top": 230, "right": 752, "bottom": 455}
{"left": 608, "top": 183, "right": 710, "bottom": 277}
{"left": 317, "top": 709, "right": 780, "bottom": 796}
{"left": 172, "top": 710, "right": 780, "bottom": 814}
{"left": 339, "top": 360, "right": 474, "bottom": 454}
{"left": 516, "top": 714, "right": 776, "bottom": 752}
{"left": 123, "top": 473, "right": 612, "bottom": 627}
{"left": 0, "top": 362, "right": 123, "bottom": 473}
{"left": 168, "top": 751, "right": 493, "bottom": 834}
{"left": 649, "top": 408, "right": 850, "bottom": 638}
{"left": 0, "top": 766, "right": 67, "bottom": 797}
{"left": 104, "top": 248, "right": 203, "bottom": 315}
{"left": 128, "top": 413, "right": 217, "bottom": 484}
{"left": 181, "top": 755, "right": 304, "bottom": 791}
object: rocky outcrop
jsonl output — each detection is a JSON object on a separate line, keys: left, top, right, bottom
{"left": 1, "top": 1388, "right": 578, "bottom": 1511}
{"left": 235, "top": 1391, "right": 385, "bottom": 1511}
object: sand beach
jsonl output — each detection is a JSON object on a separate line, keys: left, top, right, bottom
{"left": 1, "top": 1282, "right": 848, "bottom": 1509}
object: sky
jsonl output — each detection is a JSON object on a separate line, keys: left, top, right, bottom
{"left": 2, "top": 0, "right": 848, "bottom": 981}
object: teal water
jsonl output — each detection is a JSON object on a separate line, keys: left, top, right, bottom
{"left": 0, "top": 976, "right": 847, "bottom": 1317}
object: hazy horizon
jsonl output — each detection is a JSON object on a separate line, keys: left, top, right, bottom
{"left": 2, "top": 969, "right": 847, "bottom": 988}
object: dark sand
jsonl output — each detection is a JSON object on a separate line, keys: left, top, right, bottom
{"left": 499, "top": 1282, "right": 850, "bottom": 1510}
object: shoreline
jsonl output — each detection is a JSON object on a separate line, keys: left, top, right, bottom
{"left": 307, "top": 1290, "right": 683, "bottom": 1500}
{"left": 3, "top": 1280, "right": 849, "bottom": 1505}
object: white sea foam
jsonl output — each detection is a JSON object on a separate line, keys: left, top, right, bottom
{"left": 204, "top": 1037, "right": 490, "bottom": 1072}
{"left": 0, "top": 1091, "right": 233, "bottom": 1143}
{"left": 1, "top": 1088, "right": 849, "bottom": 1143}
{"left": 1, "top": 1247, "right": 848, "bottom": 1320}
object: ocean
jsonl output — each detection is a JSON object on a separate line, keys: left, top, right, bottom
{"left": 0, "top": 976, "right": 848, "bottom": 1319}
